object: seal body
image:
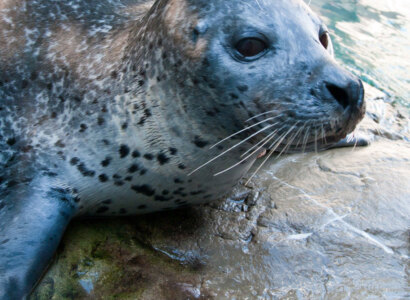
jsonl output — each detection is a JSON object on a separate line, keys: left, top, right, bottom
{"left": 0, "top": 0, "right": 365, "bottom": 298}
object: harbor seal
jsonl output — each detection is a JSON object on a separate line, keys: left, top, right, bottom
{"left": 0, "top": 0, "right": 365, "bottom": 297}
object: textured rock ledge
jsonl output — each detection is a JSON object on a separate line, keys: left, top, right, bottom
{"left": 32, "top": 84, "right": 409, "bottom": 299}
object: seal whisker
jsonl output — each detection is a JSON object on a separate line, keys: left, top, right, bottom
{"left": 294, "top": 122, "right": 309, "bottom": 149}
{"left": 210, "top": 118, "right": 279, "bottom": 149}
{"left": 255, "top": 0, "right": 263, "bottom": 10}
{"left": 321, "top": 124, "right": 326, "bottom": 145}
{"left": 314, "top": 129, "right": 319, "bottom": 153}
{"left": 240, "top": 127, "right": 281, "bottom": 158}
{"left": 301, "top": 126, "right": 311, "bottom": 153}
{"left": 274, "top": 122, "right": 303, "bottom": 159}
{"left": 287, "top": 124, "right": 306, "bottom": 151}
{"left": 245, "top": 122, "right": 300, "bottom": 185}
{"left": 213, "top": 128, "right": 280, "bottom": 176}
{"left": 245, "top": 109, "right": 291, "bottom": 123}
{"left": 189, "top": 123, "right": 276, "bottom": 176}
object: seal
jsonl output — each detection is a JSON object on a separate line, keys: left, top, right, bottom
{"left": 0, "top": 0, "right": 365, "bottom": 297}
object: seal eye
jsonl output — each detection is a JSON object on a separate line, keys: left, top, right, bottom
{"left": 319, "top": 32, "right": 329, "bottom": 49}
{"left": 235, "top": 38, "right": 267, "bottom": 58}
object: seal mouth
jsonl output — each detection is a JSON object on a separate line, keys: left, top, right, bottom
{"left": 252, "top": 133, "right": 343, "bottom": 158}
{"left": 252, "top": 99, "right": 365, "bottom": 156}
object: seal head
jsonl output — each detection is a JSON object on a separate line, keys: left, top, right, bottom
{"left": 131, "top": 0, "right": 365, "bottom": 177}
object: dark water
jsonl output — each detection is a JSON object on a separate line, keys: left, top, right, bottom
{"left": 311, "top": 0, "right": 410, "bottom": 108}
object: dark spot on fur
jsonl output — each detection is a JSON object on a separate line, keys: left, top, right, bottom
{"left": 21, "top": 79, "right": 28, "bottom": 89}
{"left": 96, "top": 206, "right": 109, "bottom": 214}
{"left": 99, "top": 174, "right": 109, "bottom": 182}
{"left": 143, "top": 153, "right": 154, "bottom": 160}
{"left": 132, "top": 150, "right": 141, "bottom": 158}
{"left": 47, "top": 83, "right": 53, "bottom": 90}
{"left": 237, "top": 85, "right": 249, "bottom": 92}
{"left": 128, "top": 164, "right": 139, "bottom": 173}
{"left": 138, "top": 109, "right": 152, "bottom": 126}
{"left": 154, "top": 195, "right": 172, "bottom": 202}
{"left": 77, "top": 163, "right": 95, "bottom": 177}
{"left": 191, "top": 190, "right": 205, "bottom": 196}
{"left": 30, "top": 71, "right": 38, "bottom": 80}
{"left": 45, "top": 171, "right": 58, "bottom": 177}
{"left": 55, "top": 140, "right": 65, "bottom": 148}
{"left": 1, "top": 239, "right": 10, "bottom": 245}
{"left": 97, "top": 117, "right": 105, "bottom": 126}
{"left": 70, "top": 157, "right": 80, "bottom": 165}
{"left": 111, "top": 71, "right": 118, "bottom": 79}
{"left": 140, "top": 169, "right": 147, "bottom": 175}
{"left": 230, "top": 93, "right": 239, "bottom": 99}
{"left": 157, "top": 153, "right": 170, "bottom": 165}
{"left": 173, "top": 187, "right": 185, "bottom": 195}
{"left": 6, "top": 138, "right": 16, "bottom": 146}
{"left": 121, "top": 122, "right": 128, "bottom": 130}
{"left": 102, "top": 199, "right": 112, "bottom": 204}
{"left": 114, "top": 180, "right": 124, "bottom": 186}
{"left": 174, "top": 178, "right": 184, "bottom": 184}
{"left": 119, "top": 145, "right": 130, "bottom": 158}
{"left": 125, "top": 176, "right": 133, "bottom": 182}
{"left": 113, "top": 174, "right": 121, "bottom": 179}
{"left": 101, "top": 157, "right": 112, "bottom": 167}
{"left": 138, "top": 80, "right": 145, "bottom": 86}
{"left": 7, "top": 180, "right": 18, "bottom": 188}
{"left": 193, "top": 136, "right": 208, "bottom": 148}
{"left": 131, "top": 185, "right": 155, "bottom": 197}
{"left": 169, "top": 147, "right": 178, "bottom": 155}
{"left": 79, "top": 123, "right": 88, "bottom": 132}
{"left": 21, "top": 145, "right": 33, "bottom": 153}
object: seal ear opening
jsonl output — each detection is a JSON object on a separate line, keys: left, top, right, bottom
{"left": 192, "top": 22, "right": 208, "bottom": 43}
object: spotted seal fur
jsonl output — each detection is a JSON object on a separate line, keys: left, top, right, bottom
{"left": 0, "top": 0, "right": 365, "bottom": 297}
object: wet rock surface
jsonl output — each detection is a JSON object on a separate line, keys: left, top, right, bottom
{"left": 32, "top": 85, "right": 409, "bottom": 299}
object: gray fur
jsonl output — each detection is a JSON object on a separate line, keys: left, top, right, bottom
{"left": 0, "top": 0, "right": 365, "bottom": 298}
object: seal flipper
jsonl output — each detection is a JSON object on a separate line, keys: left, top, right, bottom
{"left": 331, "top": 133, "right": 371, "bottom": 149}
{"left": 0, "top": 179, "right": 77, "bottom": 299}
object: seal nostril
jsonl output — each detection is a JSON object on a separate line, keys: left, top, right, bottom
{"left": 326, "top": 83, "right": 350, "bottom": 109}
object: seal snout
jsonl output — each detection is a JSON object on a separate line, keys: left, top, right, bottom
{"left": 324, "top": 78, "right": 365, "bottom": 115}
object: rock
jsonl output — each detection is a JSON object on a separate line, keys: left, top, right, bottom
{"left": 32, "top": 85, "right": 409, "bottom": 299}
